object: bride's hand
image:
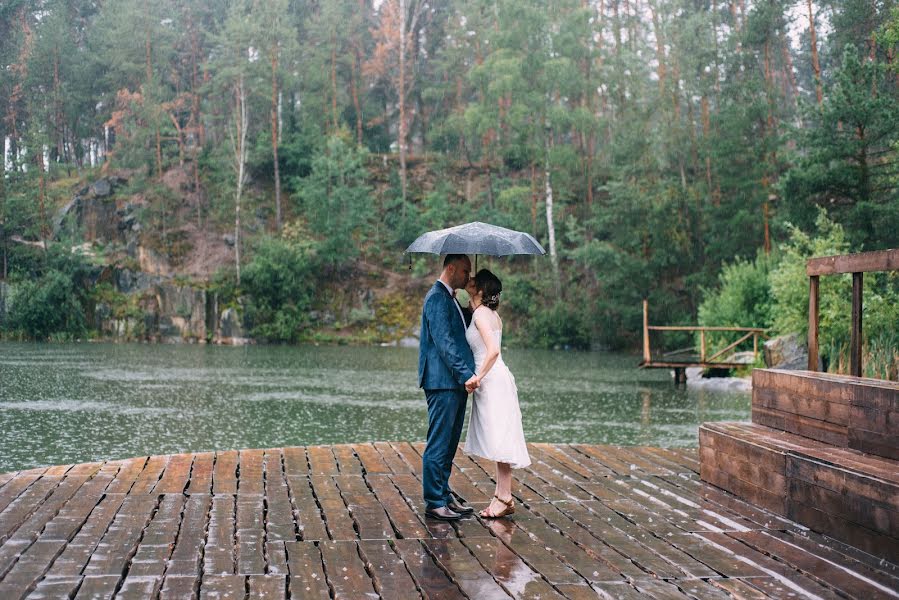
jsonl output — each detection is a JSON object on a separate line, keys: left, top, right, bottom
{"left": 465, "top": 375, "right": 479, "bottom": 393}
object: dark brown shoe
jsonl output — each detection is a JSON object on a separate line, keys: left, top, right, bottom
{"left": 446, "top": 500, "right": 474, "bottom": 515}
{"left": 425, "top": 506, "right": 462, "bottom": 521}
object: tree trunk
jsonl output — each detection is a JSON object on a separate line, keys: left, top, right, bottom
{"left": 544, "top": 122, "right": 559, "bottom": 293}
{"left": 330, "top": 34, "right": 340, "bottom": 132}
{"left": 351, "top": 48, "right": 363, "bottom": 145}
{"left": 231, "top": 75, "right": 249, "bottom": 286}
{"left": 805, "top": 0, "right": 822, "bottom": 104}
{"left": 271, "top": 51, "right": 282, "bottom": 232}
{"left": 398, "top": 0, "right": 408, "bottom": 203}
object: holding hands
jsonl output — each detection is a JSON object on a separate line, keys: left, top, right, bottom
{"left": 465, "top": 375, "right": 480, "bottom": 394}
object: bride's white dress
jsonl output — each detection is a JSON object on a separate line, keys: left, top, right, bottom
{"left": 463, "top": 307, "right": 531, "bottom": 468}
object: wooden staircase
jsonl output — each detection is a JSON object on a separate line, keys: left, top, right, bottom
{"left": 699, "top": 368, "right": 899, "bottom": 564}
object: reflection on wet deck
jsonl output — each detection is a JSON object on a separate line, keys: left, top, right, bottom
{"left": 0, "top": 443, "right": 896, "bottom": 599}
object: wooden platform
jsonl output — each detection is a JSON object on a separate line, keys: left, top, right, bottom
{"left": 700, "top": 369, "right": 899, "bottom": 569}
{"left": 2, "top": 443, "right": 898, "bottom": 600}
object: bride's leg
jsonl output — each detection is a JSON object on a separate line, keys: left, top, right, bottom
{"left": 495, "top": 462, "right": 512, "bottom": 502}
{"left": 482, "top": 462, "right": 513, "bottom": 516}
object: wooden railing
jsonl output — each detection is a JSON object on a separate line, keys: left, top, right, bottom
{"left": 641, "top": 300, "right": 768, "bottom": 368}
{"left": 807, "top": 248, "right": 899, "bottom": 376}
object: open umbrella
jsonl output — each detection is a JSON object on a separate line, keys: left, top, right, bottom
{"left": 405, "top": 221, "right": 545, "bottom": 257}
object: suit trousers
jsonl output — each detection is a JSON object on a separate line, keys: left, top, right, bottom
{"left": 422, "top": 388, "right": 468, "bottom": 510}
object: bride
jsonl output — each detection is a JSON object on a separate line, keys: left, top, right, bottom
{"left": 462, "top": 269, "right": 530, "bottom": 518}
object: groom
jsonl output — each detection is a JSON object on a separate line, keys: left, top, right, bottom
{"left": 418, "top": 254, "right": 480, "bottom": 520}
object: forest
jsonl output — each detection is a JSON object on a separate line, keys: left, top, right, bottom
{"left": 0, "top": 0, "right": 897, "bottom": 374}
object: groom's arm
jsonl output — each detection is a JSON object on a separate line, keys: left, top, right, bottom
{"left": 426, "top": 295, "right": 475, "bottom": 385}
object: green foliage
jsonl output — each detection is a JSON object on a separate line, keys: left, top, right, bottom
{"left": 292, "top": 135, "right": 375, "bottom": 268}
{"left": 527, "top": 302, "right": 591, "bottom": 350}
{"left": 698, "top": 253, "right": 775, "bottom": 349}
{"left": 240, "top": 236, "right": 316, "bottom": 342}
{"left": 5, "top": 271, "right": 85, "bottom": 340}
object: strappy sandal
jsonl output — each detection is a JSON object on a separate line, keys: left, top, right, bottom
{"left": 479, "top": 495, "right": 515, "bottom": 519}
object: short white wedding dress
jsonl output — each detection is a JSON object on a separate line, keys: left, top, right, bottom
{"left": 464, "top": 307, "right": 531, "bottom": 468}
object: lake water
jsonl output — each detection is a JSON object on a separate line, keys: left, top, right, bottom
{"left": 0, "top": 342, "right": 750, "bottom": 473}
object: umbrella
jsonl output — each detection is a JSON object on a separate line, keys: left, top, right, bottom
{"left": 405, "top": 221, "right": 545, "bottom": 257}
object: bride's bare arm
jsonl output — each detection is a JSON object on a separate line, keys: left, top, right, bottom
{"left": 473, "top": 311, "right": 500, "bottom": 384}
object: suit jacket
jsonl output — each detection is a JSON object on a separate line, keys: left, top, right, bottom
{"left": 418, "top": 281, "right": 476, "bottom": 390}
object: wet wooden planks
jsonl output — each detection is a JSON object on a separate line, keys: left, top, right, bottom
{"left": 0, "top": 443, "right": 896, "bottom": 599}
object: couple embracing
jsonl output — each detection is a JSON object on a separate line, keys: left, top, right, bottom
{"left": 417, "top": 254, "right": 530, "bottom": 521}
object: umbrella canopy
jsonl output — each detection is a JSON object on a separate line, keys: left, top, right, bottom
{"left": 405, "top": 221, "right": 545, "bottom": 257}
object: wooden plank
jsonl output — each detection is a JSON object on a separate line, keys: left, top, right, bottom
{"left": 128, "top": 494, "right": 183, "bottom": 577}
{"left": 531, "top": 501, "right": 675, "bottom": 579}
{"left": 390, "top": 442, "right": 424, "bottom": 477}
{"left": 459, "top": 535, "right": 566, "bottom": 600}
{"left": 199, "top": 574, "right": 246, "bottom": 600}
{"left": 284, "top": 541, "right": 330, "bottom": 600}
{"left": 116, "top": 575, "right": 163, "bottom": 599}
{"left": 204, "top": 495, "right": 235, "bottom": 576}
{"left": 73, "top": 575, "right": 121, "bottom": 599}
{"left": 236, "top": 494, "right": 266, "bottom": 574}
{"left": 282, "top": 447, "right": 309, "bottom": 477}
{"left": 212, "top": 450, "right": 238, "bottom": 495}
{"left": 809, "top": 274, "right": 820, "bottom": 370}
{"left": 351, "top": 443, "right": 391, "bottom": 474}
{"left": 511, "top": 514, "right": 631, "bottom": 583}
{"left": 265, "top": 450, "right": 297, "bottom": 543}
{"left": 372, "top": 442, "right": 410, "bottom": 474}
{"left": 332, "top": 444, "right": 363, "bottom": 474}
{"left": 788, "top": 454, "right": 899, "bottom": 511}
{"left": 168, "top": 494, "right": 211, "bottom": 576}
{"left": 423, "top": 538, "right": 513, "bottom": 599}
{"left": 238, "top": 449, "right": 265, "bottom": 496}
{"left": 154, "top": 453, "right": 194, "bottom": 494}
{"left": 286, "top": 476, "right": 328, "bottom": 542}
{"left": 806, "top": 248, "right": 899, "bottom": 276}
{"left": 388, "top": 473, "right": 458, "bottom": 539}
{"left": 365, "top": 474, "right": 427, "bottom": 539}
{"left": 267, "top": 541, "right": 289, "bottom": 575}
{"left": 307, "top": 446, "right": 338, "bottom": 476}
{"left": 695, "top": 532, "right": 848, "bottom": 599}
{"left": 358, "top": 539, "right": 423, "bottom": 599}
{"left": 310, "top": 475, "right": 356, "bottom": 541}
{"left": 319, "top": 540, "right": 377, "bottom": 599}
{"left": 335, "top": 474, "right": 395, "bottom": 540}
{"left": 82, "top": 496, "right": 158, "bottom": 577}
{"left": 392, "top": 538, "right": 467, "bottom": 599}
{"left": 187, "top": 452, "right": 214, "bottom": 495}
{"left": 159, "top": 575, "right": 199, "bottom": 600}
{"left": 130, "top": 455, "right": 169, "bottom": 494}
{"left": 788, "top": 500, "right": 899, "bottom": 565}
{"left": 42, "top": 493, "right": 127, "bottom": 578}
{"left": 789, "top": 476, "right": 898, "bottom": 537}
{"left": 249, "top": 574, "right": 286, "bottom": 599}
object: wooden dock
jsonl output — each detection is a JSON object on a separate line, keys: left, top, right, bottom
{"left": 1, "top": 443, "right": 897, "bottom": 599}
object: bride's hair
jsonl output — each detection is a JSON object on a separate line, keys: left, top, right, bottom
{"left": 473, "top": 269, "right": 502, "bottom": 310}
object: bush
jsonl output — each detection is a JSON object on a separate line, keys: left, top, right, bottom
{"left": 697, "top": 252, "right": 775, "bottom": 350}
{"left": 527, "top": 302, "right": 592, "bottom": 350}
{"left": 241, "top": 237, "right": 316, "bottom": 342}
{"left": 7, "top": 270, "right": 87, "bottom": 340}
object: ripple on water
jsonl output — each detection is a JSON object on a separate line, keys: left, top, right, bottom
{"left": 0, "top": 400, "right": 203, "bottom": 417}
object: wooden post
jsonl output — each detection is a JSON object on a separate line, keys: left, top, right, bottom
{"left": 851, "top": 272, "right": 863, "bottom": 377}
{"left": 753, "top": 332, "right": 758, "bottom": 360}
{"left": 700, "top": 331, "right": 706, "bottom": 363}
{"left": 808, "top": 275, "right": 819, "bottom": 371}
{"left": 643, "top": 299, "right": 651, "bottom": 364}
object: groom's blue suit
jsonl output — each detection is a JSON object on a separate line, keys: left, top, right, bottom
{"left": 418, "top": 281, "right": 475, "bottom": 511}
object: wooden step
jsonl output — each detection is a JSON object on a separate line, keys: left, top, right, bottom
{"left": 752, "top": 369, "right": 899, "bottom": 459}
{"left": 700, "top": 421, "right": 899, "bottom": 564}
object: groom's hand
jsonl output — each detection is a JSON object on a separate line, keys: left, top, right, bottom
{"left": 464, "top": 375, "right": 479, "bottom": 393}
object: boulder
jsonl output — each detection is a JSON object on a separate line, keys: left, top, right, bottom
{"left": 90, "top": 178, "right": 112, "bottom": 197}
{"left": 764, "top": 333, "right": 811, "bottom": 370}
